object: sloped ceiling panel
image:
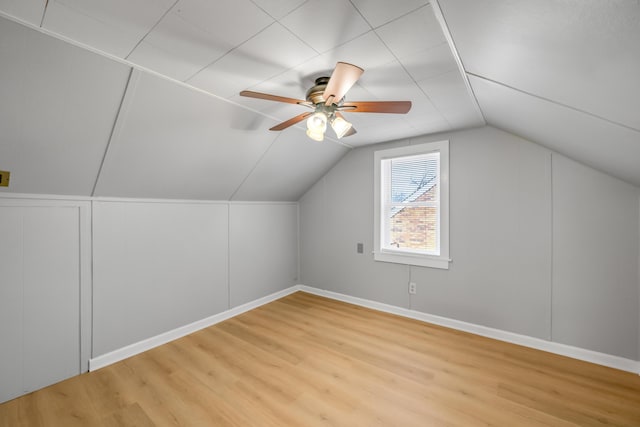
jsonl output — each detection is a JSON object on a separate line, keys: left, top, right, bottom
{"left": 0, "top": 16, "right": 131, "bottom": 196}
{"left": 1, "top": 0, "right": 486, "bottom": 200}
{"left": 126, "top": 0, "right": 274, "bottom": 81}
{"left": 279, "top": 0, "right": 371, "bottom": 53}
{"left": 188, "top": 22, "right": 318, "bottom": 99}
{"left": 227, "top": 4, "right": 481, "bottom": 147}
{"left": 350, "top": 0, "right": 428, "bottom": 28}
{"left": 0, "top": 0, "right": 45, "bottom": 26}
{"left": 438, "top": 0, "right": 640, "bottom": 186}
{"left": 42, "top": 0, "right": 176, "bottom": 58}
{"left": 471, "top": 76, "right": 640, "bottom": 187}
{"left": 231, "top": 129, "right": 349, "bottom": 201}
{"left": 30, "top": 0, "right": 480, "bottom": 149}
{"left": 94, "top": 71, "right": 282, "bottom": 200}
{"left": 438, "top": 0, "right": 640, "bottom": 130}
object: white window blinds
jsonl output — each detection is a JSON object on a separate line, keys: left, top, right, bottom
{"left": 374, "top": 140, "right": 450, "bottom": 269}
{"left": 381, "top": 152, "right": 440, "bottom": 255}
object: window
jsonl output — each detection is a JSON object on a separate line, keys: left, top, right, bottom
{"left": 374, "top": 140, "right": 450, "bottom": 269}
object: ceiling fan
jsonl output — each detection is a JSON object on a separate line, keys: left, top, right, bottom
{"left": 240, "top": 62, "right": 412, "bottom": 141}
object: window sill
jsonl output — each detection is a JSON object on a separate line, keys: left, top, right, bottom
{"left": 374, "top": 251, "right": 450, "bottom": 269}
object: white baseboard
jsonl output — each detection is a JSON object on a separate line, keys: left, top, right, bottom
{"left": 88, "top": 287, "right": 299, "bottom": 371}
{"left": 297, "top": 285, "right": 640, "bottom": 375}
{"left": 90, "top": 284, "right": 640, "bottom": 375}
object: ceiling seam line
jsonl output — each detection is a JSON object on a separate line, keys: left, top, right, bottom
{"left": 467, "top": 72, "right": 640, "bottom": 133}
{"left": 348, "top": 0, "right": 374, "bottom": 29}
{"left": 90, "top": 67, "right": 135, "bottom": 197}
{"left": 278, "top": 27, "right": 319, "bottom": 55}
{"left": 316, "top": 29, "right": 372, "bottom": 56}
{"left": 279, "top": 0, "right": 310, "bottom": 21}
{"left": 183, "top": 20, "right": 285, "bottom": 83}
{"left": 39, "top": 0, "right": 49, "bottom": 27}
{"left": 247, "top": 0, "right": 276, "bottom": 20}
{"left": 227, "top": 133, "right": 282, "bottom": 201}
{"left": 431, "top": 0, "right": 486, "bottom": 125}
{"left": 124, "top": 0, "right": 179, "bottom": 60}
{"left": 372, "top": 3, "right": 431, "bottom": 31}
{"left": 369, "top": 22, "right": 454, "bottom": 131}
{"left": 348, "top": 0, "right": 437, "bottom": 133}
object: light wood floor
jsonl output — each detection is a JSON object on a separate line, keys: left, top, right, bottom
{"left": 1, "top": 291, "right": 640, "bottom": 426}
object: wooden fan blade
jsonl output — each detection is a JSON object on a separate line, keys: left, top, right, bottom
{"left": 269, "top": 112, "right": 312, "bottom": 131}
{"left": 323, "top": 62, "right": 364, "bottom": 106}
{"left": 340, "top": 101, "right": 412, "bottom": 114}
{"left": 240, "top": 90, "right": 310, "bottom": 106}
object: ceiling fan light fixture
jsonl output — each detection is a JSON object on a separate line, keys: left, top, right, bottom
{"left": 307, "top": 112, "right": 327, "bottom": 132}
{"left": 239, "top": 62, "right": 412, "bottom": 139}
{"left": 331, "top": 115, "right": 352, "bottom": 139}
{"left": 306, "top": 127, "right": 325, "bottom": 141}
{"left": 306, "top": 111, "right": 327, "bottom": 141}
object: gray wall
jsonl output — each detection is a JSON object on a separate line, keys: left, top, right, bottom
{"left": 229, "top": 203, "right": 299, "bottom": 307}
{"left": 300, "top": 125, "right": 640, "bottom": 360}
{"left": 93, "top": 200, "right": 299, "bottom": 356}
{"left": 552, "top": 156, "right": 639, "bottom": 359}
{"left": 1, "top": 197, "right": 298, "bottom": 403}
{"left": 92, "top": 201, "right": 230, "bottom": 356}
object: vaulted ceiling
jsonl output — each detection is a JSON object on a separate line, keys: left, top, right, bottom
{"left": 438, "top": 0, "right": 640, "bottom": 188}
{"left": 0, "top": 0, "right": 638, "bottom": 200}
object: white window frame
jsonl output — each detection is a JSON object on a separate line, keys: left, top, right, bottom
{"left": 373, "top": 140, "right": 450, "bottom": 269}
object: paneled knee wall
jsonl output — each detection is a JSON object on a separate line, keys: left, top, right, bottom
{"left": 0, "top": 198, "right": 298, "bottom": 403}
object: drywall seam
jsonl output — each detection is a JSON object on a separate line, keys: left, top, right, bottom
{"left": 79, "top": 203, "right": 93, "bottom": 373}
{"left": 91, "top": 68, "right": 141, "bottom": 197}
{"left": 91, "top": 67, "right": 136, "bottom": 197}
{"left": 0, "top": 193, "right": 91, "bottom": 202}
{"left": 123, "top": 0, "right": 179, "bottom": 59}
{"left": 549, "top": 153, "right": 554, "bottom": 342}
{"left": 297, "top": 202, "right": 301, "bottom": 284}
{"left": 227, "top": 203, "right": 231, "bottom": 310}
{"left": 467, "top": 72, "right": 639, "bottom": 133}
{"left": 0, "top": 192, "right": 297, "bottom": 206}
{"left": 431, "top": 0, "right": 486, "bottom": 124}
{"left": 89, "top": 201, "right": 95, "bottom": 365}
{"left": 228, "top": 132, "right": 281, "bottom": 201}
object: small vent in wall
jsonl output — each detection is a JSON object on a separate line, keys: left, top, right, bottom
{"left": 0, "top": 170, "right": 10, "bottom": 187}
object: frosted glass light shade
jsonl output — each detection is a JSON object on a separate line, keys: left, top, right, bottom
{"left": 306, "top": 128, "right": 324, "bottom": 141}
{"left": 307, "top": 112, "right": 327, "bottom": 132}
{"left": 306, "top": 112, "right": 327, "bottom": 141}
{"left": 331, "top": 116, "right": 352, "bottom": 138}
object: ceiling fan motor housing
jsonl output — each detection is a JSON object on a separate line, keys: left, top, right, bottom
{"left": 306, "top": 77, "right": 331, "bottom": 104}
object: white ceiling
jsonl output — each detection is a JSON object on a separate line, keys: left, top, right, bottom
{"left": 0, "top": 0, "right": 638, "bottom": 200}
{"left": 438, "top": 0, "right": 640, "bottom": 186}
{"left": 35, "top": 0, "right": 476, "bottom": 145}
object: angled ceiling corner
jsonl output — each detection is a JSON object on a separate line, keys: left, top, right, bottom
{"left": 437, "top": 0, "right": 640, "bottom": 187}
{"left": 4, "top": 0, "right": 587, "bottom": 200}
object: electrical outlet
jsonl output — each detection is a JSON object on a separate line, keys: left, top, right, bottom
{"left": 357, "top": 243, "right": 363, "bottom": 254}
{"left": 408, "top": 282, "right": 416, "bottom": 295}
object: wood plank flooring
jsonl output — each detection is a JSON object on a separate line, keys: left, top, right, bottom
{"left": 1, "top": 291, "right": 639, "bottom": 426}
